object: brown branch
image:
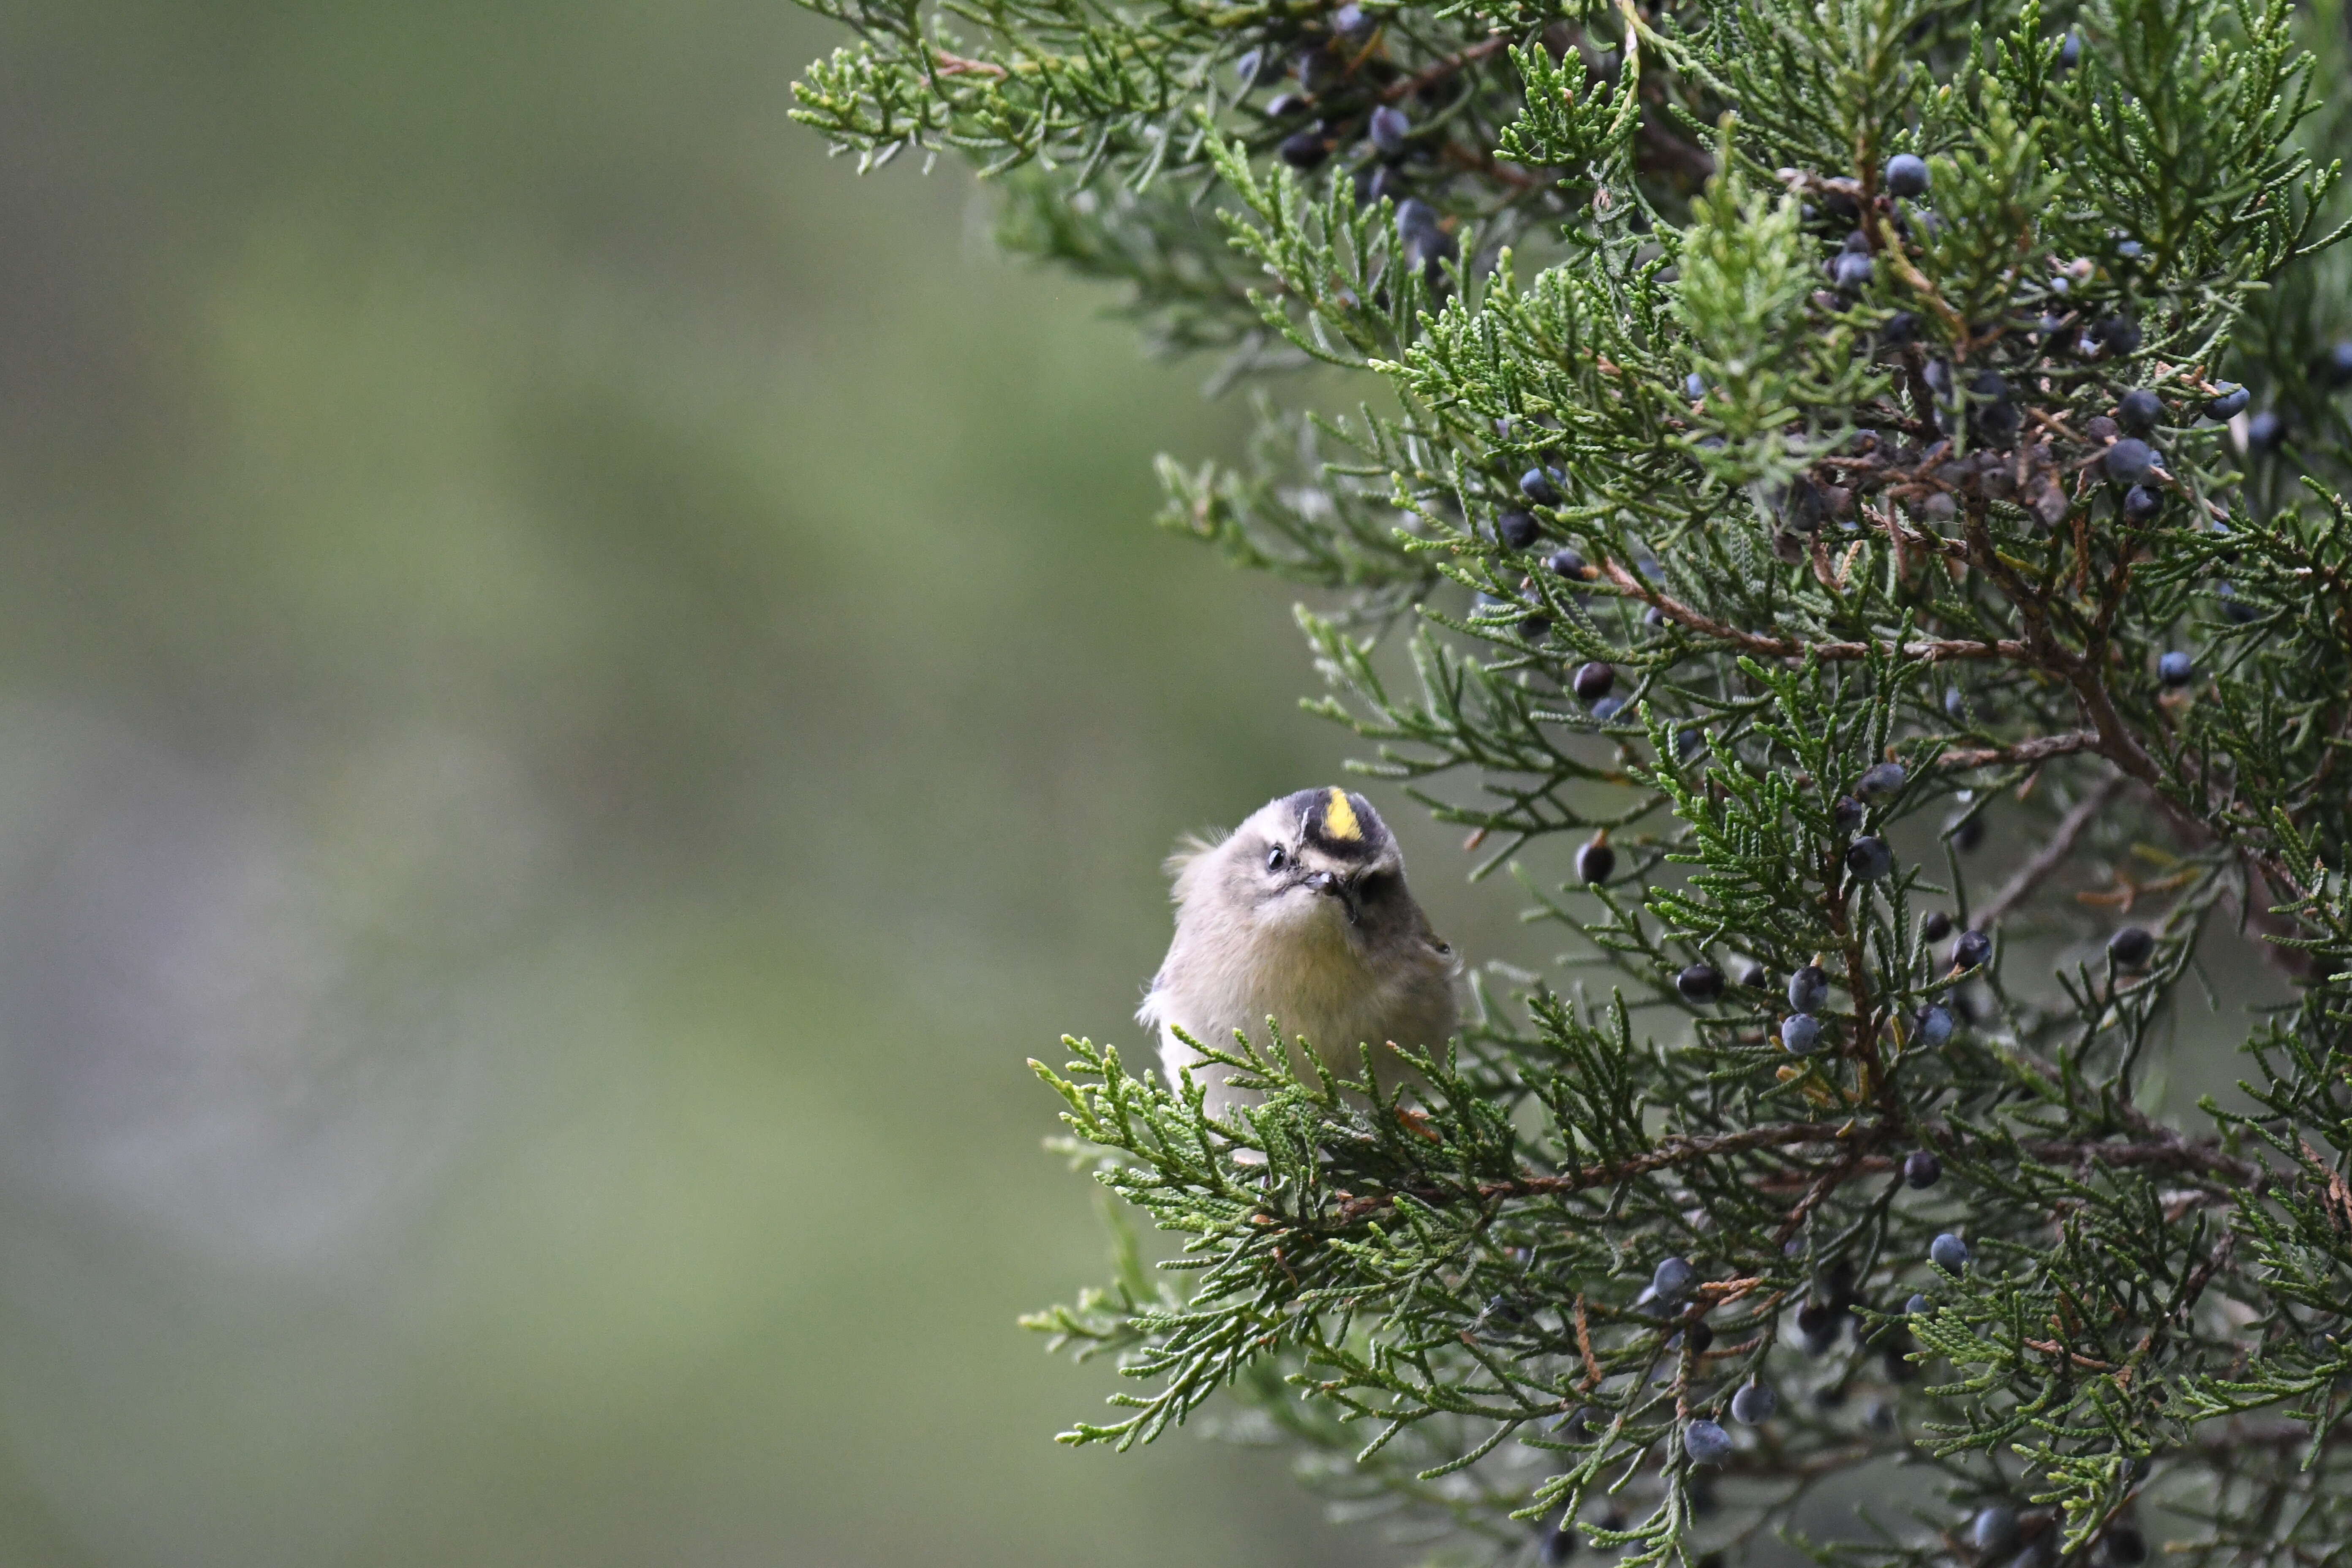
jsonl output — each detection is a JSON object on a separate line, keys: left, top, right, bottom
{"left": 2115, "top": 1231, "right": 2241, "bottom": 1388}
{"left": 1492, "top": 1120, "right": 1861, "bottom": 1200}
{"left": 1437, "top": 140, "right": 1544, "bottom": 191}
{"left": 1975, "top": 773, "right": 2129, "bottom": 927}
{"left": 931, "top": 50, "right": 1010, "bottom": 78}
{"left": 2012, "top": 1135, "right": 2264, "bottom": 1189}
{"left": 2186, "top": 1411, "right": 2341, "bottom": 1458}
{"left": 1598, "top": 561, "right": 2029, "bottom": 663}
{"left": 1328, "top": 1119, "right": 1865, "bottom": 1225}
{"left": 1870, "top": 213, "right": 1970, "bottom": 350}
{"left": 1328, "top": 1107, "right": 2267, "bottom": 1229}
{"left": 2173, "top": 1230, "right": 2239, "bottom": 1320}
{"left": 1938, "top": 730, "right": 2104, "bottom": 772}
{"left": 1960, "top": 505, "right": 2166, "bottom": 788}
{"left": 2024, "top": 1337, "right": 2120, "bottom": 1372}
{"left": 1379, "top": 33, "right": 1511, "bottom": 102}
{"left": 1752, "top": 1130, "right": 2264, "bottom": 1195}
{"left": 1775, "top": 1142, "right": 1873, "bottom": 1247}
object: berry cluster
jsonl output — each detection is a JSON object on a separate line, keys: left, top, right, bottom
{"left": 1227, "top": 5, "right": 1486, "bottom": 274}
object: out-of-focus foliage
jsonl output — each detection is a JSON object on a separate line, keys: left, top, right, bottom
{"left": 0, "top": 5, "right": 1494, "bottom": 1566}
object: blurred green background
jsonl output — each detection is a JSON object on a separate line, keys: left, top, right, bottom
{"left": 0, "top": 4, "right": 1545, "bottom": 1564}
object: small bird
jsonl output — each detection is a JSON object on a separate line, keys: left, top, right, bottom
{"left": 1139, "top": 787, "right": 1459, "bottom": 1120}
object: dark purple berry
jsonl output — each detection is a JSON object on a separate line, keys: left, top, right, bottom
{"left": 1930, "top": 1233, "right": 1970, "bottom": 1271}
{"left": 2205, "top": 384, "right": 2249, "bottom": 420}
{"left": 1884, "top": 153, "right": 1929, "bottom": 197}
{"left": 1833, "top": 252, "right": 1874, "bottom": 291}
{"left": 1903, "top": 1150, "right": 1942, "bottom": 1188}
{"left": 1920, "top": 909, "right": 1952, "bottom": 942}
{"left": 2104, "top": 438, "right": 2156, "bottom": 485}
{"left": 2116, "top": 388, "right": 2161, "bottom": 433}
{"left": 1403, "top": 224, "right": 1455, "bottom": 284}
{"left": 1971, "top": 1506, "right": 2020, "bottom": 1555}
{"left": 1497, "top": 509, "right": 1541, "bottom": 549}
{"left": 1788, "top": 964, "right": 1829, "bottom": 1013}
{"left": 1278, "top": 129, "right": 1330, "bottom": 168}
{"left": 1296, "top": 46, "right": 1345, "bottom": 94}
{"left": 1730, "top": 1380, "right": 1776, "bottom": 1424}
{"left": 1846, "top": 835, "right": 1893, "bottom": 880}
{"left": 1367, "top": 103, "right": 1410, "bottom": 155}
{"left": 1546, "top": 547, "right": 1587, "bottom": 578}
{"left": 1573, "top": 661, "right": 1615, "bottom": 701}
{"left": 1976, "top": 398, "right": 2021, "bottom": 444}
{"left": 1576, "top": 837, "right": 1614, "bottom": 884}
{"left": 2121, "top": 485, "right": 2163, "bottom": 523}
{"left": 1677, "top": 962, "right": 1725, "bottom": 1003}
{"left": 1683, "top": 1420, "right": 1732, "bottom": 1465}
{"left": 1520, "top": 468, "right": 1562, "bottom": 506}
{"left": 1855, "top": 761, "right": 1906, "bottom": 800}
{"left": 1952, "top": 929, "right": 1991, "bottom": 970}
{"left": 2108, "top": 925, "right": 2155, "bottom": 967}
{"left": 2158, "top": 651, "right": 2192, "bottom": 686}
{"left": 2325, "top": 340, "right": 2352, "bottom": 389}
{"left": 2096, "top": 315, "right": 2142, "bottom": 355}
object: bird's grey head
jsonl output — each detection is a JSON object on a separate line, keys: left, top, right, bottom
{"left": 1192, "top": 786, "right": 1415, "bottom": 942}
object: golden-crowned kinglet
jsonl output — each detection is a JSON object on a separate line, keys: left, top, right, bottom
{"left": 1139, "top": 787, "right": 1459, "bottom": 1119}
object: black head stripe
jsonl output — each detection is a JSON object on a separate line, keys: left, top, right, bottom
{"left": 1290, "top": 786, "right": 1388, "bottom": 863}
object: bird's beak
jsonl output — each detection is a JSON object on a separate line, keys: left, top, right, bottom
{"left": 1302, "top": 869, "right": 1360, "bottom": 925}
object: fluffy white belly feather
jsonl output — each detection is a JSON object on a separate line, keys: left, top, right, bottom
{"left": 1142, "top": 918, "right": 1453, "bottom": 1118}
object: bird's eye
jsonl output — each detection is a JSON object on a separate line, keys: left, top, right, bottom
{"left": 1266, "top": 845, "right": 1288, "bottom": 873}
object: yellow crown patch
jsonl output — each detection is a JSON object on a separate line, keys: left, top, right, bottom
{"left": 1323, "top": 788, "right": 1362, "bottom": 841}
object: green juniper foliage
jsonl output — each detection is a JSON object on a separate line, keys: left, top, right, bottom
{"left": 795, "top": 0, "right": 2352, "bottom": 1557}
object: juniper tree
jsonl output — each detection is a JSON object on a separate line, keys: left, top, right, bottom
{"left": 796, "top": 0, "right": 2352, "bottom": 1560}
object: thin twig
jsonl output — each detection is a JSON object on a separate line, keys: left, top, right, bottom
{"left": 1599, "top": 561, "right": 2028, "bottom": 662}
{"left": 1976, "top": 774, "right": 2129, "bottom": 927}
{"left": 1940, "top": 730, "right": 2103, "bottom": 771}
{"left": 1378, "top": 34, "right": 1511, "bottom": 102}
